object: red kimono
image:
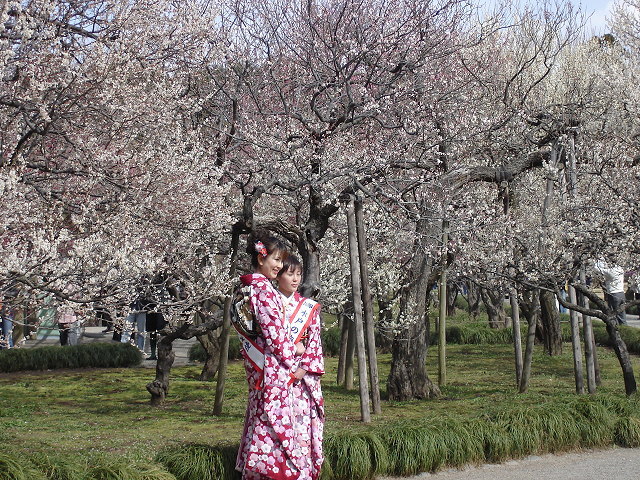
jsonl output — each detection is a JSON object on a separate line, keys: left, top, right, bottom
{"left": 236, "top": 274, "right": 325, "bottom": 480}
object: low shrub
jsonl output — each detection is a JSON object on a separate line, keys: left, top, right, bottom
{"left": 592, "top": 323, "right": 640, "bottom": 356}
{"left": 321, "top": 327, "right": 341, "bottom": 357}
{"left": 445, "top": 324, "right": 515, "bottom": 345}
{"left": 0, "top": 343, "right": 142, "bottom": 373}
{"left": 187, "top": 337, "right": 242, "bottom": 363}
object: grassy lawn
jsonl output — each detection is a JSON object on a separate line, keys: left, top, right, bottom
{"left": 0, "top": 339, "right": 634, "bottom": 463}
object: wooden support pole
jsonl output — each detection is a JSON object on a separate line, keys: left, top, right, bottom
{"left": 346, "top": 195, "right": 371, "bottom": 422}
{"left": 354, "top": 193, "right": 382, "bottom": 414}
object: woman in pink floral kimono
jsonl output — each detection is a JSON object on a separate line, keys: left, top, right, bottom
{"left": 235, "top": 233, "right": 324, "bottom": 480}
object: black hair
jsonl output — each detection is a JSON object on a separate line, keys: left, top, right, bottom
{"left": 277, "top": 255, "right": 302, "bottom": 278}
{"left": 246, "top": 229, "right": 288, "bottom": 269}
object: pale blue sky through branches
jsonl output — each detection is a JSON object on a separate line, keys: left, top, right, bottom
{"left": 579, "top": 0, "right": 615, "bottom": 33}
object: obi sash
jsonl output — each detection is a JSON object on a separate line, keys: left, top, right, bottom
{"left": 236, "top": 296, "right": 320, "bottom": 389}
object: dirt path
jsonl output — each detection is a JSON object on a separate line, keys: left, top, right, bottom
{"left": 378, "top": 447, "right": 640, "bottom": 480}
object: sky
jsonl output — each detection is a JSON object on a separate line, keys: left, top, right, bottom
{"left": 579, "top": 0, "right": 616, "bottom": 34}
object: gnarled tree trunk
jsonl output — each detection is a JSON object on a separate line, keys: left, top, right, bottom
{"left": 387, "top": 222, "right": 441, "bottom": 400}
{"left": 196, "top": 330, "right": 221, "bottom": 381}
{"left": 480, "top": 287, "right": 510, "bottom": 329}
{"left": 538, "top": 290, "right": 563, "bottom": 356}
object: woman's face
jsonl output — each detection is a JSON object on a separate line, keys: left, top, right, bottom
{"left": 257, "top": 250, "right": 284, "bottom": 279}
{"left": 278, "top": 267, "right": 302, "bottom": 297}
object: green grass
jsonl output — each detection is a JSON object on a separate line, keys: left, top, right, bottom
{"left": 0, "top": 327, "right": 639, "bottom": 478}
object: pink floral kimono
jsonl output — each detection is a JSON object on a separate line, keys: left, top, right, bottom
{"left": 236, "top": 274, "right": 325, "bottom": 480}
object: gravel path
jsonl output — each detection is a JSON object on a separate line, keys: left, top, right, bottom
{"left": 378, "top": 447, "right": 640, "bottom": 480}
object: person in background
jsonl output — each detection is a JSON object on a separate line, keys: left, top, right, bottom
{"left": 57, "top": 304, "right": 82, "bottom": 346}
{"left": 0, "top": 293, "right": 14, "bottom": 349}
{"left": 594, "top": 259, "right": 627, "bottom": 325}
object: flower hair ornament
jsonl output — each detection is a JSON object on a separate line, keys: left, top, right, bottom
{"left": 255, "top": 241, "right": 268, "bottom": 258}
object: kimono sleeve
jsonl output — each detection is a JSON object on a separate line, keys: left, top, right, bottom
{"left": 299, "top": 307, "right": 325, "bottom": 375}
{"left": 252, "top": 284, "right": 296, "bottom": 372}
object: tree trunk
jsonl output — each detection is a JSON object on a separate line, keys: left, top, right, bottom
{"left": 578, "top": 270, "right": 601, "bottom": 387}
{"left": 480, "top": 287, "right": 509, "bottom": 329}
{"left": 465, "top": 282, "right": 482, "bottom": 319}
{"left": 438, "top": 265, "right": 447, "bottom": 386}
{"left": 438, "top": 220, "right": 449, "bottom": 386}
{"left": 298, "top": 242, "right": 322, "bottom": 298}
{"left": 146, "top": 335, "right": 176, "bottom": 405}
{"left": 446, "top": 282, "right": 459, "bottom": 317}
{"left": 538, "top": 290, "right": 563, "bottom": 356}
{"left": 196, "top": 330, "right": 221, "bottom": 381}
{"left": 388, "top": 219, "right": 440, "bottom": 401}
{"left": 605, "top": 321, "right": 637, "bottom": 395}
{"left": 519, "top": 290, "right": 539, "bottom": 393}
{"left": 212, "top": 294, "right": 233, "bottom": 415}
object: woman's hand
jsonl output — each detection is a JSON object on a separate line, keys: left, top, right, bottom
{"left": 295, "top": 341, "right": 305, "bottom": 356}
{"left": 293, "top": 367, "right": 307, "bottom": 380}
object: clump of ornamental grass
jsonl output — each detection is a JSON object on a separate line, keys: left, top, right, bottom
{"left": 568, "top": 398, "right": 617, "bottom": 447}
{"left": 86, "top": 455, "right": 176, "bottom": 480}
{"left": 323, "top": 433, "right": 386, "bottom": 480}
{"left": 319, "top": 459, "right": 334, "bottom": 480}
{"left": 614, "top": 417, "right": 640, "bottom": 448}
{"left": 436, "top": 419, "right": 483, "bottom": 467}
{"left": 471, "top": 418, "right": 514, "bottom": 463}
{"left": 358, "top": 431, "right": 390, "bottom": 476}
{"left": 535, "top": 406, "right": 582, "bottom": 452}
{"left": 491, "top": 407, "right": 544, "bottom": 456}
{"left": 30, "top": 452, "right": 86, "bottom": 480}
{"left": 591, "top": 393, "right": 640, "bottom": 417}
{"left": 379, "top": 424, "right": 442, "bottom": 475}
{"left": 155, "top": 443, "right": 237, "bottom": 480}
{"left": 0, "top": 451, "right": 47, "bottom": 480}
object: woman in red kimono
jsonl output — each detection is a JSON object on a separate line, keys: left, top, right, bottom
{"left": 276, "top": 255, "right": 325, "bottom": 480}
{"left": 236, "top": 232, "right": 324, "bottom": 480}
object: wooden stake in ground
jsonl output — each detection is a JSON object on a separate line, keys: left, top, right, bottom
{"left": 580, "top": 269, "right": 600, "bottom": 387}
{"left": 346, "top": 195, "right": 371, "bottom": 422}
{"left": 345, "top": 319, "right": 355, "bottom": 390}
{"left": 510, "top": 287, "right": 523, "bottom": 387}
{"left": 566, "top": 133, "right": 597, "bottom": 393}
{"left": 213, "top": 227, "right": 240, "bottom": 416}
{"left": 568, "top": 285, "right": 585, "bottom": 394}
{"left": 438, "top": 219, "right": 449, "bottom": 386}
{"left": 354, "top": 193, "right": 381, "bottom": 414}
{"left": 336, "top": 312, "right": 349, "bottom": 385}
